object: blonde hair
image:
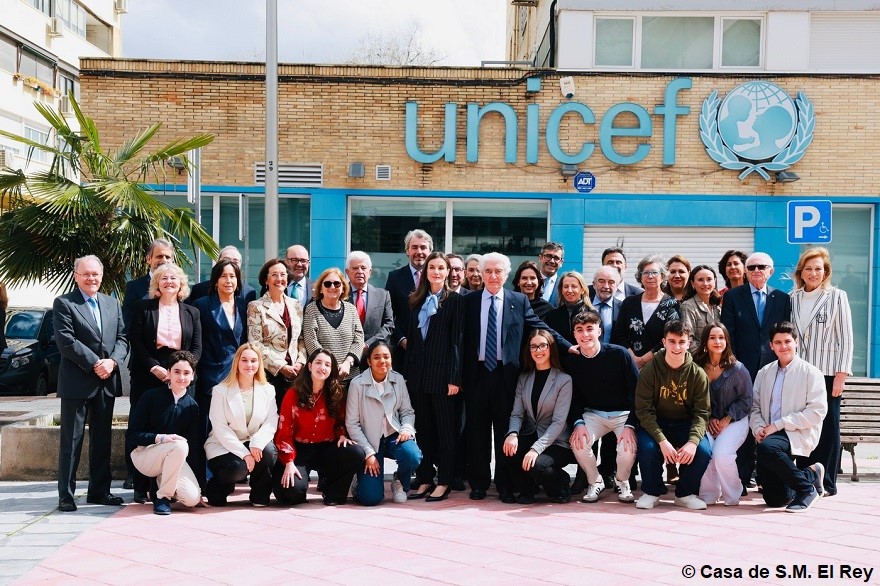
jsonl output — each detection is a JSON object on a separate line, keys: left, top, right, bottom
{"left": 312, "top": 267, "right": 350, "bottom": 301}
{"left": 793, "top": 247, "right": 832, "bottom": 290}
{"left": 219, "top": 343, "right": 268, "bottom": 387}
{"left": 148, "top": 263, "right": 190, "bottom": 301}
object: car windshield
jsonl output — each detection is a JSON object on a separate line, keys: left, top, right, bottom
{"left": 5, "top": 310, "right": 43, "bottom": 339}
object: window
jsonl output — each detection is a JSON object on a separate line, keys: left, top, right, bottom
{"left": 58, "top": 73, "right": 79, "bottom": 100}
{"left": 18, "top": 49, "right": 54, "bottom": 85}
{"left": 535, "top": 25, "right": 551, "bottom": 67}
{"left": 0, "top": 36, "right": 16, "bottom": 73}
{"left": 350, "top": 198, "right": 548, "bottom": 287}
{"left": 27, "top": 0, "right": 51, "bottom": 15}
{"left": 23, "top": 126, "right": 51, "bottom": 164}
{"left": 56, "top": 0, "right": 87, "bottom": 37}
{"left": 595, "top": 18, "right": 634, "bottom": 67}
{"left": 592, "top": 14, "right": 762, "bottom": 70}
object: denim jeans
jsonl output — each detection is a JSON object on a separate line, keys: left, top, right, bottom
{"left": 637, "top": 420, "right": 712, "bottom": 498}
{"left": 356, "top": 433, "right": 423, "bottom": 506}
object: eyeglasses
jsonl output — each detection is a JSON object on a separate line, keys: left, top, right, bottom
{"left": 542, "top": 254, "right": 562, "bottom": 262}
{"left": 529, "top": 342, "right": 550, "bottom": 351}
{"left": 450, "top": 267, "right": 464, "bottom": 272}
{"left": 641, "top": 270, "right": 661, "bottom": 277}
{"left": 76, "top": 272, "right": 102, "bottom": 279}
{"left": 322, "top": 280, "right": 343, "bottom": 288}
{"left": 286, "top": 257, "right": 310, "bottom": 265}
{"left": 746, "top": 264, "right": 770, "bottom": 271}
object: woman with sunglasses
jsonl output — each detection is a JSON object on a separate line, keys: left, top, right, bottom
{"left": 303, "top": 267, "right": 365, "bottom": 386}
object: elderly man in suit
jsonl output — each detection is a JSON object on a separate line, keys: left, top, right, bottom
{"left": 721, "top": 251, "right": 792, "bottom": 492}
{"left": 385, "top": 229, "right": 433, "bottom": 366}
{"left": 187, "top": 246, "right": 257, "bottom": 304}
{"left": 594, "top": 247, "right": 644, "bottom": 301}
{"left": 54, "top": 255, "right": 129, "bottom": 512}
{"left": 462, "top": 252, "right": 574, "bottom": 502}
{"left": 121, "top": 238, "right": 175, "bottom": 329}
{"left": 284, "top": 244, "right": 312, "bottom": 304}
{"left": 345, "top": 251, "right": 394, "bottom": 358}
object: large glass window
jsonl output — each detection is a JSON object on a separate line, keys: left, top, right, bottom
{"left": 805, "top": 206, "right": 873, "bottom": 376}
{"left": 641, "top": 16, "right": 714, "bottom": 69}
{"left": 595, "top": 18, "right": 634, "bottom": 67}
{"left": 58, "top": 73, "right": 79, "bottom": 99}
{"left": 350, "top": 198, "right": 548, "bottom": 287}
{"left": 0, "top": 36, "right": 16, "bottom": 73}
{"left": 722, "top": 18, "right": 761, "bottom": 67}
{"left": 23, "top": 126, "right": 50, "bottom": 164}
{"left": 18, "top": 49, "right": 54, "bottom": 85}
{"left": 56, "top": 0, "right": 87, "bottom": 37}
{"left": 27, "top": 0, "right": 51, "bottom": 15}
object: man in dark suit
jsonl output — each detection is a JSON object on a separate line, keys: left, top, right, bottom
{"left": 385, "top": 229, "right": 433, "bottom": 367}
{"left": 462, "top": 252, "right": 574, "bottom": 502}
{"left": 594, "top": 247, "right": 643, "bottom": 301}
{"left": 447, "top": 254, "right": 466, "bottom": 294}
{"left": 345, "top": 251, "right": 394, "bottom": 356}
{"left": 721, "top": 251, "right": 792, "bottom": 491}
{"left": 54, "top": 255, "right": 129, "bottom": 511}
{"left": 186, "top": 246, "right": 256, "bottom": 304}
{"left": 284, "top": 244, "right": 312, "bottom": 304}
{"left": 538, "top": 242, "right": 564, "bottom": 307}
{"left": 122, "top": 238, "right": 175, "bottom": 329}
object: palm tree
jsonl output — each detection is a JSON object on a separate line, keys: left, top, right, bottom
{"left": 0, "top": 94, "right": 219, "bottom": 297}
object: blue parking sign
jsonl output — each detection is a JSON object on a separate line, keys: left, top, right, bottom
{"left": 787, "top": 200, "right": 831, "bottom": 244}
{"left": 574, "top": 172, "right": 595, "bottom": 194}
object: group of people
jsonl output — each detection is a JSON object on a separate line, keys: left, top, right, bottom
{"left": 53, "top": 230, "right": 852, "bottom": 516}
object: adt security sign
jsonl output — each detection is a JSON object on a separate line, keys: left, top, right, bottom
{"left": 574, "top": 172, "right": 596, "bottom": 194}
{"left": 787, "top": 200, "right": 832, "bottom": 244}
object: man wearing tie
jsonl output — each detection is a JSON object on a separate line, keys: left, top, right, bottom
{"left": 721, "top": 251, "right": 792, "bottom": 492}
{"left": 54, "top": 255, "right": 129, "bottom": 512}
{"left": 590, "top": 266, "right": 622, "bottom": 345}
{"left": 538, "top": 242, "right": 564, "bottom": 307}
{"left": 284, "top": 244, "right": 312, "bottom": 304}
{"left": 345, "top": 251, "right": 394, "bottom": 357}
{"left": 596, "top": 247, "right": 644, "bottom": 302}
{"left": 385, "top": 229, "right": 433, "bottom": 366}
{"left": 462, "top": 252, "right": 574, "bottom": 502}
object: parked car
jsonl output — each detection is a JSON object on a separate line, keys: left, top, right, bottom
{"left": 0, "top": 307, "right": 60, "bottom": 396}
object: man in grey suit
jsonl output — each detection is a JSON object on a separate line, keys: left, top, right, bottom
{"left": 346, "top": 251, "right": 394, "bottom": 357}
{"left": 54, "top": 255, "right": 129, "bottom": 512}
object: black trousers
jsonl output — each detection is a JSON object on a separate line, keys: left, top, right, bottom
{"left": 411, "top": 390, "right": 458, "bottom": 485}
{"left": 58, "top": 390, "right": 115, "bottom": 502}
{"left": 507, "top": 433, "right": 574, "bottom": 498}
{"left": 756, "top": 430, "right": 819, "bottom": 507}
{"left": 267, "top": 371, "right": 292, "bottom": 412}
{"left": 798, "top": 375, "right": 840, "bottom": 494}
{"left": 206, "top": 442, "right": 278, "bottom": 505}
{"left": 465, "top": 364, "right": 514, "bottom": 493}
{"left": 273, "top": 441, "right": 364, "bottom": 505}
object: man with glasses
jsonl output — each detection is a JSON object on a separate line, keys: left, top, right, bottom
{"left": 722, "top": 251, "right": 791, "bottom": 494}
{"left": 186, "top": 246, "right": 257, "bottom": 304}
{"left": 447, "top": 254, "right": 466, "bottom": 294}
{"left": 284, "top": 244, "right": 312, "bottom": 304}
{"left": 538, "top": 242, "right": 564, "bottom": 306}
{"left": 54, "top": 256, "right": 129, "bottom": 512}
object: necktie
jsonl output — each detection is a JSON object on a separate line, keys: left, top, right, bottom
{"left": 754, "top": 290, "right": 766, "bottom": 324}
{"left": 599, "top": 301, "right": 611, "bottom": 342}
{"left": 87, "top": 297, "right": 102, "bottom": 333}
{"left": 291, "top": 282, "right": 300, "bottom": 302}
{"left": 356, "top": 289, "right": 366, "bottom": 324}
{"left": 485, "top": 295, "right": 498, "bottom": 371}
{"left": 414, "top": 269, "right": 420, "bottom": 289}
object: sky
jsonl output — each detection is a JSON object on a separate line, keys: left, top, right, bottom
{"left": 121, "top": 0, "right": 507, "bottom": 66}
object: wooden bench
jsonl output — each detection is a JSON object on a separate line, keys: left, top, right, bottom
{"left": 840, "top": 377, "right": 880, "bottom": 481}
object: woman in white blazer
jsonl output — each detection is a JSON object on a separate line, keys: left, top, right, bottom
{"left": 790, "top": 247, "right": 854, "bottom": 496}
{"left": 204, "top": 343, "right": 279, "bottom": 507}
{"left": 502, "top": 329, "right": 574, "bottom": 504}
{"left": 247, "top": 259, "right": 307, "bottom": 410}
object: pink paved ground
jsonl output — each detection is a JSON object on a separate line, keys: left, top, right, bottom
{"left": 17, "top": 481, "right": 879, "bottom": 585}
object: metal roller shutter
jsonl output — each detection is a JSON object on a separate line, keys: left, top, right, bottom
{"left": 582, "top": 226, "right": 755, "bottom": 285}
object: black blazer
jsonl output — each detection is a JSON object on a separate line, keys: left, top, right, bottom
{"left": 543, "top": 301, "right": 590, "bottom": 345}
{"left": 122, "top": 274, "right": 150, "bottom": 329}
{"left": 385, "top": 265, "right": 419, "bottom": 348}
{"left": 462, "top": 289, "right": 572, "bottom": 395}
{"left": 404, "top": 292, "right": 463, "bottom": 395}
{"left": 611, "top": 293, "right": 680, "bottom": 356}
{"left": 187, "top": 280, "right": 257, "bottom": 304}
{"left": 129, "top": 299, "right": 202, "bottom": 393}
{"left": 721, "top": 284, "right": 792, "bottom": 380}
{"left": 192, "top": 293, "right": 248, "bottom": 397}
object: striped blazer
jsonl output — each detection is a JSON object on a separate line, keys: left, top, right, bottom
{"left": 302, "top": 300, "right": 365, "bottom": 380}
{"left": 790, "top": 286, "right": 854, "bottom": 376}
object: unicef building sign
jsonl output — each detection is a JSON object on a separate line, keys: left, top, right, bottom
{"left": 700, "top": 81, "right": 814, "bottom": 181}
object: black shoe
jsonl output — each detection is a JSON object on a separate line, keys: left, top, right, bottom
{"left": 58, "top": 499, "right": 77, "bottom": 512}
{"left": 425, "top": 486, "right": 452, "bottom": 502}
{"left": 323, "top": 496, "right": 345, "bottom": 506}
{"left": 408, "top": 483, "right": 435, "bottom": 500}
{"left": 123, "top": 476, "right": 134, "bottom": 490}
{"left": 553, "top": 486, "right": 572, "bottom": 504}
{"left": 451, "top": 477, "right": 467, "bottom": 491}
{"left": 469, "top": 488, "right": 486, "bottom": 500}
{"left": 517, "top": 493, "right": 535, "bottom": 505}
{"left": 741, "top": 485, "right": 748, "bottom": 497}
{"left": 570, "top": 471, "right": 587, "bottom": 496}
{"left": 499, "top": 491, "right": 517, "bottom": 504}
{"left": 86, "top": 494, "right": 124, "bottom": 506}
{"left": 133, "top": 490, "right": 148, "bottom": 504}
{"left": 785, "top": 487, "right": 820, "bottom": 513}
{"left": 153, "top": 498, "right": 172, "bottom": 515}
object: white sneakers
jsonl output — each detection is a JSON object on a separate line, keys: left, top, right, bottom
{"left": 674, "top": 495, "right": 708, "bottom": 510}
{"left": 635, "top": 494, "right": 659, "bottom": 509}
{"left": 581, "top": 477, "right": 606, "bottom": 503}
{"left": 391, "top": 473, "right": 407, "bottom": 504}
{"left": 613, "top": 477, "right": 634, "bottom": 503}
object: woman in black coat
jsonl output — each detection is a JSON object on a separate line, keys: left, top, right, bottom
{"left": 403, "top": 251, "right": 464, "bottom": 502}
{"left": 543, "top": 271, "right": 593, "bottom": 344}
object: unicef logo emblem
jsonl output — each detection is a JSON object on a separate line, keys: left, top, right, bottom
{"left": 700, "top": 81, "right": 814, "bottom": 181}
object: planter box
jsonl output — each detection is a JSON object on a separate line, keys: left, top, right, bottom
{"left": 0, "top": 414, "right": 128, "bottom": 480}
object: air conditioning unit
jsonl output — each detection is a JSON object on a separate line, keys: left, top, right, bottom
{"left": 59, "top": 96, "right": 71, "bottom": 114}
{"left": 48, "top": 17, "right": 63, "bottom": 37}
{"left": 114, "top": 0, "right": 128, "bottom": 13}
{"left": 0, "top": 149, "right": 16, "bottom": 169}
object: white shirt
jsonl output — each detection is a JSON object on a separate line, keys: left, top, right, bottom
{"left": 479, "top": 290, "right": 504, "bottom": 361}
{"left": 613, "top": 282, "right": 627, "bottom": 303}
